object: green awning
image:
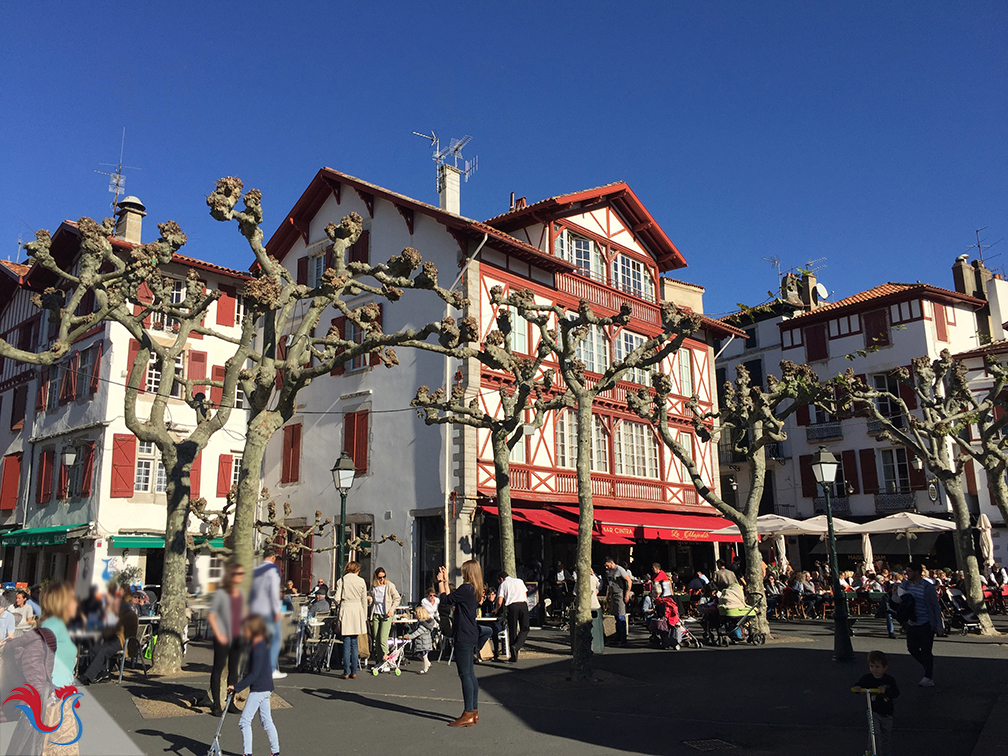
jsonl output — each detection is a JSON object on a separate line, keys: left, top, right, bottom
{"left": 109, "top": 535, "right": 225, "bottom": 549}
{"left": 1, "top": 523, "right": 89, "bottom": 547}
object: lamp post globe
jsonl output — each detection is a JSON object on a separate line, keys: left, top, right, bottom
{"left": 332, "top": 453, "right": 356, "bottom": 573}
{"left": 811, "top": 446, "right": 854, "bottom": 662}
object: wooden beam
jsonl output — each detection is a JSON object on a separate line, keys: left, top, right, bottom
{"left": 287, "top": 215, "right": 309, "bottom": 244}
{"left": 394, "top": 203, "right": 415, "bottom": 235}
{"left": 633, "top": 221, "right": 653, "bottom": 233}
{"left": 354, "top": 188, "right": 375, "bottom": 218}
{"left": 322, "top": 177, "right": 342, "bottom": 205}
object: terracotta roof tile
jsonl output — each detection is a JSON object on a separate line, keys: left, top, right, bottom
{"left": 0, "top": 260, "right": 30, "bottom": 277}
{"left": 785, "top": 282, "right": 985, "bottom": 322}
{"left": 484, "top": 182, "right": 626, "bottom": 225}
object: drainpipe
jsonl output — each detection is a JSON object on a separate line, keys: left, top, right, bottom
{"left": 713, "top": 334, "right": 736, "bottom": 362}
{"left": 443, "top": 233, "right": 488, "bottom": 578}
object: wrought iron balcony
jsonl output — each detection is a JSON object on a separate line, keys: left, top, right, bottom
{"left": 867, "top": 415, "right": 905, "bottom": 435}
{"left": 805, "top": 421, "right": 843, "bottom": 442}
{"left": 813, "top": 496, "right": 851, "bottom": 515}
{"left": 874, "top": 492, "right": 916, "bottom": 513}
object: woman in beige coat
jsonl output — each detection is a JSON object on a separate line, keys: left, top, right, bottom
{"left": 335, "top": 561, "right": 368, "bottom": 678}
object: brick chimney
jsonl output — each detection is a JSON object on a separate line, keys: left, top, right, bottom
{"left": 114, "top": 196, "right": 146, "bottom": 244}
{"left": 952, "top": 254, "right": 975, "bottom": 298}
{"left": 798, "top": 272, "right": 818, "bottom": 310}
{"left": 438, "top": 165, "right": 461, "bottom": 215}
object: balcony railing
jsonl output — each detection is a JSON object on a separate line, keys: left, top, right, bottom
{"left": 718, "top": 440, "right": 786, "bottom": 464}
{"left": 806, "top": 421, "right": 843, "bottom": 442}
{"left": 867, "top": 415, "right": 905, "bottom": 435}
{"left": 814, "top": 496, "right": 851, "bottom": 515}
{"left": 557, "top": 272, "right": 661, "bottom": 326}
{"left": 874, "top": 492, "right": 916, "bottom": 513}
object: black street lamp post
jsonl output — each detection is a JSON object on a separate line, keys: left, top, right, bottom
{"left": 331, "top": 452, "right": 357, "bottom": 573}
{"left": 811, "top": 446, "right": 854, "bottom": 662}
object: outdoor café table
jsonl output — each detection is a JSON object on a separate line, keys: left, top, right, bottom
{"left": 475, "top": 615, "right": 509, "bottom": 659}
{"left": 69, "top": 628, "right": 103, "bottom": 677}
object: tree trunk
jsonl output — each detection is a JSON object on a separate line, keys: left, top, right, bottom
{"left": 231, "top": 411, "right": 281, "bottom": 590}
{"left": 983, "top": 465, "right": 1008, "bottom": 530}
{"left": 491, "top": 431, "right": 517, "bottom": 577}
{"left": 737, "top": 518, "right": 770, "bottom": 636}
{"left": 945, "top": 478, "right": 997, "bottom": 635}
{"left": 150, "top": 448, "right": 190, "bottom": 675}
{"left": 570, "top": 398, "right": 595, "bottom": 680}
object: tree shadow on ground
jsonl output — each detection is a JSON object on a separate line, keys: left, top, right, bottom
{"left": 302, "top": 687, "right": 455, "bottom": 723}
{"left": 135, "top": 728, "right": 214, "bottom": 756}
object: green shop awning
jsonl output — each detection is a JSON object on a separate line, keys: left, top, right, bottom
{"left": 1, "top": 523, "right": 89, "bottom": 547}
{"left": 109, "top": 535, "right": 224, "bottom": 549}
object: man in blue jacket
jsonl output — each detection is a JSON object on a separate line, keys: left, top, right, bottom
{"left": 250, "top": 547, "right": 285, "bottom": 679}
{"left": 900, "top": 562, "right": 944, "bottom": 688}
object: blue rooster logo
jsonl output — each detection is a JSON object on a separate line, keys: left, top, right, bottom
{"left": 2, "top": 684, "right": 84, "bottom": 746}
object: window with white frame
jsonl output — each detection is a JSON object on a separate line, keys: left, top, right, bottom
{"left": 508, "top": 434, "right": 525, "bottom": 465}
{"left": 611, "top": 253, "right": 655, "bottom": 301}
{"left": 591, "top": 415, "right": 609, "bottom": 473}
{"left": 208, "top": 557, "right": 223, "bottom": 583}
{"left": 231, "top": 456, "right": 242, "bottom": 489}
{"left": 679, "top": 351, "right": 694, "bottom": 397}
{"left": 614, "top": 420, "right": 658, "bottom": 478}
{"left": 873, "top": 374, "right": 905, "bottom": 428}
{"left": 614, "top": 331, "right": 649, "bottom": 385}
{"left": 135, "top": 441, "right": 167, "bottom": 494}
{"left": 47, "top": 368, "right": 60, "bottom": 411}
{"left": 309, "top": 253, "right": 326, "bottom": 288}
{"left": 810, "top": 402, "right": 834, "bottom": 425}
{"left": 503, "top": 306, "right": 528, "bottom": 354}
{"left": 153, "top": 279, "right": 185, "bottom": 331}
{"left": 235, "top": 384, "right": 246, "bottom": 409}
{"left": 235, "top": 294, "right": 246, "bottom": 325}
{"left": 823, "top": 455, "right": 848, "bottom": 498}
{"left": 170, "top": 354, "right": 184, "bottom": 398}
{"left": 345, "top": 321, "right": 368, "bottom": 371}
{"left": 573, "top": 322, "right": 609, "bottom": 374}
{"left": 555, "top": 410, "right": 608, "bottom": 472}
{"left": 881, "top": 448, "right": 910, "bottom": 494}
{"left": 555, "top": 230, "right": 606, "bottom": 282}
{"left": 146, "top": 354, "right": 162, "bottom": 393}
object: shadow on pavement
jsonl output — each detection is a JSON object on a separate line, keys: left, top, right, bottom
{"left": 134, "top": 728, "right": 212, "bottom": 756}
{"left": 302, "top": 687, "right": 456, "bottom": 723}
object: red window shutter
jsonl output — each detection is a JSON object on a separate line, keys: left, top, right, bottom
{"left": 217, "top": 454, "right": 233, "bottom": 497}
{"left": 841, "top": 450, "right": 860, "bottom": 495}
{"left": 190, "top": 451, "right": 202, "bottom": 498}
{"left": 57, "top": 458, "right": 69, "bottom": 500}
{"left": 368, "top": 305, "right": 383, "bottom": 366}
{"left": 275, "top": 338, "right": 287, "bottom": 391}
{"left": 37, "top": 449, "right": 54, "bottom": 505}
{"left": 343, "top": 411, "right": 357, "bottom": 464}
{"left": 863, "top": 310, "right": 890, "bottom": 348}
{"left": 0, "top": 454, "right": 22, "bottom": 510}
{"left": 80, "top": 442, "right": 95, "bottom": 497}
{"left": 349, "top": 229, "right": 370, "bottom": 264}
{"left": 11, "top": 386, "right": 26, "bottom": 430}
{"left": 216, "top": 285, "right": 237, "bottom": 327}
{"left": 36, "top": 367, "right": 48, "bottom": 412}
{"left": 110, "top": 433, "right": 137, "bottom": 498}
{"left": 859, "top": 449, "right": 880, "bottom": 494}
{"left": 354, "top": 411, "right": 368, "bottom": 473}
{"left": 89, "top": 342, "right": 103, "bottom": 395}
{"left": 798, "top": 454, "right": 818, "bottom": 498}
{"left": 796, "top": 403, "right": 810, "bottom": 427}
{"left": 58, "top": 354, "right": 78, "bottom": 405}
{"left": 898, "top": 367, "right": 918, "bottom": 410}
{"left": 136, "top": 282, "right": 154, "bottom": 328}
{"left": 289, "top": 423, "right": 302, "bottom": 482}
{"left": 934, "top": 303, "right": 948, "bottom": 342}
{"left": 210, "top": 365, "right": 225, "bottom": 406}
{"left": 804, "top": 324, "right": 828, "bottom": 362}
{"left": 964, "top": 458, "right": 978, "bottom": 496}
{"left": 281, "top": 426, "right": 293, "bottom": 483}
{"left": 331, "top": 317, "right": 346, "bottom": 376}
{"left": 189, "top": 351, "right": 208, "bottom": 397}
{"left": 296, "top": 256, "right": 308, "bottom": 285}
{"left": 127, "top": 339, "right": 147, "bottom": 393}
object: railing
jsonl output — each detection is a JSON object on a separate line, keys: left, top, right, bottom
{"left": 718, "top": 440, "right": 785, "bottom": 463}
{"left": 806, "top": 421, "right": 843, "bottom": 442}
{"left": 611, "top": 277, "right": 657, "bottom": 304}
{"left": 814, "top": 496, "right": 851, "bottom": 515}
{"left": 557, "top": 272, "right": 661, "bottom": 326}
{"left": 867, "top": 415, "right": 905, "bottom": 435}
{"left": 874, "top": 492, "right": 916, "bottom": 513}
{"left": 502, "top": 465, "right": 677, "bottom": 505}
{"left": 774, "top": 503, "right": 798, "bottom": 518}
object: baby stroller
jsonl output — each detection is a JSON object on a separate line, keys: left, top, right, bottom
{"left": 372, "top": 636, "right": 409, "bottom": 676}
{"left": 647, "top": 597, "right": 685, "bottom": 649}
{"left": 943, "top": 587, "right": 981, "bottom": 635}
{"left": 706, "top": 589, "right": 766, "bottom": 646}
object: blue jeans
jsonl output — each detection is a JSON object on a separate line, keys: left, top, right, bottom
{"left": 615, "top": 615, "right": 627, "bottom": 643}
{"left": 239, "top": 690, "right": 279, "bottom": 755}
{"left": 477, "top": 624, "right": 493, "bottom": 652}
{"left": 269, "top": 615, "right": 282, "bottom": 671}
{"left": 454, "top": 642, "right": 478, "bottom": 712}
{"left": 342, "top": 635, "right": 359, "bottom": 676}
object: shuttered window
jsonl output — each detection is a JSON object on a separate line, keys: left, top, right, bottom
{"left": 281, "top": 423, "right": 302, "bottom": 483}
{"left": 110, "top": 434, "right": 137, "bottom": 498}
{"left": 36, "top": 448, "right": 55, "bottom": 505}
{"left": 0, "top": 454, "right": 22, "bottom": 510}
{"left": 804, "top": 324, "right": 828, "bottom": 362}
{"left": 343, "top": 410, "right": 369, "bottom": 474}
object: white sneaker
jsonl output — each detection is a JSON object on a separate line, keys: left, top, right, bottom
{"left": 918, "top": 677, "right": 935, "bottom": 687}
{"left": 272, "top": 670, "right": 287, "bottom": 680}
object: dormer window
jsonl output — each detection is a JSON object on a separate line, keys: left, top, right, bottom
{"left": 555, "top": 230, "right": 605, "bottom": 282}
{"left": 611, "top": 253, "right": 655, "bottom": 302}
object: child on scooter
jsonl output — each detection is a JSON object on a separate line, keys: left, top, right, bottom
{"left": 853, "top": 649, "right": 900, "bottom": 756}
{"left": 229, "top": 615, "right": 280, "bottom": 756}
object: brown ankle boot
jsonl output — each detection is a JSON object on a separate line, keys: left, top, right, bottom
{"left": 473, "top": 709, "right": 479, "bottom": 724}
{"left": 448, "top": 711, "right": 476, "bottom": 727}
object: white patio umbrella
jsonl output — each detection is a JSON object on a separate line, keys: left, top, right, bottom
{"left": 854, "top": 512, "right": 956, "bottom": 561}
{"left": 708, "top": 513, "right": 809, "bottom": 538}
{"left": 978, "top": 513, "right": 995, "bottom": 572}
{"left": 773, "top": 534, "right": 789, "bottom": 573}
{"left": 797, "top": 514, "right": 860, "bottom": 535}
{"left": 860, "top": 533, "right": 874, "bottom": 575}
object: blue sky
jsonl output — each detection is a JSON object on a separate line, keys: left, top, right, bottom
{"left": 1, "top": 2, "right": 1004, "bottom": 315}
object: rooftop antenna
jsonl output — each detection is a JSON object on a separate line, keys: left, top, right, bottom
{"left": 93, "top": 128, "right": 140, "bottom": 213}
{"left": 971, "top": 227, "right": 1004, "bottom": 267}
{"left": 803, "top": 257, "right": 827, "bottom": 274}
{"left": 413, "top": 129, "right": 478, "bottom": 194}
{"left": 763, "top": 256, "right": 782, "bottom": 290}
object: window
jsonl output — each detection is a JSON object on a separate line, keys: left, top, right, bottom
{"left": 134, "top": 441, "right": 166, "bottom": 493}
{"left": 77, "top": 346, "right": 95, "bottom": 398}
{"left": 804, "top": 324, "right": 828, "bottom": 362}
{"left": 592, "top": 415, "right": 609, "bottom": 473}
{"left": 679, "top": 351, "right": 694, "bottom": 397}
{"left": 823, "top": 455, "right": 847, "bottom": 498}
{"left": 611, "top": 254, "right": 655, "bottom": 301}
{"left": 509, "top": 434, "right": 525, "bottom": 465}
{"left": 231, "top": 456, "right": 242, "bottom": 489}
{"left": 574, "top": 323, "right": 609, "bottom": 374}
{"left": 881, "top": 448, "right": 910, "bottom": 494}
{"left": 863, "top": 310, "right": 889, "bottom": 348}
{"left": 614, "top": 421, "right": 658, "bottom": 478}
{"left": 503, "top": 306, "right": 528, "bottom": 354}
{"left": 555, "top": 230, "right": 605, "bottom": 282}
{"left": 17, "top": 320, "right": 38, "bottom": 352}
{"left": 10, "top": 385, "right": 26, "bottom": 430}
{"left": 345, "top": 321, "right": 368, "bottom": 371}
{"left": 46, "top": 368, "right": 60, "bottom": 411}
{"left": 810, "top": 402, "right": 834, "bottom": 425}
{"left": 208, "top": 557, "right": 224, "bottom": 583}
{"left": 309, "top": 253, "right": 326, "bottom": 287}
{"left": 153, "top": 280, "right": 185, "bottom": 331}
{"left": 348, "top": 229, "right": 370, "bottom": 265}
{"left": 170, "top": 354, "right": 184, "bottom": 398}
{"left": 281, "top": 423, "right": 303, "bottom": 483}
{"left": 343, "top": 410, "right": 369, "bottom": 474}
{"left": 873, "top": 374, "right": 905, "bottom": 427}
{"left": 235, "top": 294, "right": 245, "bottom": 325}
{"left": 742, "top": 358, "right": 764, "bottom": 391}
{"left": 614, "top": 331, "right": 649, "bottom": 385}
{"left": 555, "top": 410, "right": 608, "bottom": 472}
{"left": 146, "top": 354, "right": 162, "bottom": 393}
{"left": 743, "top": 326, "right": 758, "bottom": 350}
{"left": 235, "top": 384, "right": 246, "bottom": 409}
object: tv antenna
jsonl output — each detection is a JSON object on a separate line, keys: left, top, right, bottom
{"left": 763, "top": 256, "right": 782, "bottom": 288}
{"left": 93, "top": 128, "right": 140, "bottom": 213}
{"left": 803, "top": 257, "right": 827, "bottom": 274}
{"left": 413, "top": 129, "right": 478, "bottom": 193}
{"left": 970, "top": 227, "right": 1003, "bottom": 267}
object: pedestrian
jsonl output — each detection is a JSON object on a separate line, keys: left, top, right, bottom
{"left": 495, "top": 572, "right": 530, "bottom": 663}
{"left": 80, "top": 585, "right": 138, "bottom": 685}
{"left": 39, "top": 581, "right": 81, "bottom": 754}
{"left": 368, "top": 567, "right": 401, "bottom": 666}
{"left": 333, "top": 561, "right": 368, "bottom": 679}
{"left": 712, "top": 559, "right": 738, "bottom": 590}
{"left": 228, "top": 615, "right": 280, "bottom": 756}
{"left": 249, "top": 546, "right": 285, "bottom": 679}
{"left": 603, "top": 556, "right": 631, "bottom": 646}
{"left": 207, "top": 560, "right": 246, "bottom": 717}
{"left": 853, "top": 650, "right": 900, "bottom": 756}
{"left": 0, "top": 593, "right": 16, "bottom": 639}
{"left": 437, "top": 560, "right": 482, "bottom": 727}
{"left": 899, "top": 560, "right": 944, "bottom": 687}
{"left": 404, "top": 605, "right": 437, "bottom": 674}
{"left": 11, "top": 590, "right": 35, "bottom": 627}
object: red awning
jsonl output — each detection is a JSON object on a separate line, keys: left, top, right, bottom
{"left": 480, "top": 505, "right": 580, "bottom": 537}
{"left": 551, "top": 506, "right": 742, "bottom": 543}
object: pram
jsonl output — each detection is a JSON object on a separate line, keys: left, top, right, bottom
{"left": 371, "top": 637, "right": 409, "bottom": 676}
{"left": 704, "top": 590, "right": 767, "bottom": 646}
{"left": 297, "top": 612, "right": 340, "bottom": 673}
{"left": 647, "top": 597, "right": 686, "bottom": 649}
{"left": 943, "top": 587, "right": 981, "bottom": 635}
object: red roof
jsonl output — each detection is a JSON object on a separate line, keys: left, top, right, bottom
{"left": 484, "top": 182, "right": 688, "bottom": 273}
{"left": 782, "top": 282, "right": 985, "bottom": 326}
{"left": 955, "top": 340, "right": 1008, "bottom": 360}
{"left": 264, "top": 168, "right": 575, "bottom": 275}
{"left": 0, "top": 260, "right": 30, "bottom": 278}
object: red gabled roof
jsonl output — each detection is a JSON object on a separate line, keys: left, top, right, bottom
{"left": 264, "top": 168, "right": 575, "bottom": 275}
{"left": 0, "top": 260, "right": 30, "bottom": 277}
{"left": 955, "top": 340, "right": 1008, "bottom": 360}
{"left": 699, "top": 314, "right": 747, "bottom": 339}
{"left": 781, "top": 282, "right": 985, "bottom": 326}
{"left": 485, "top": 182, "right": 688, "bottom": 273}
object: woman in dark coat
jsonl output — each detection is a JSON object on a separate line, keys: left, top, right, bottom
{"left": 437, "top": 559, "right": 483, "bottom": 727}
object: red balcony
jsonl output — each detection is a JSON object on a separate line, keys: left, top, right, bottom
{"left": 557, "top": 272, "right": 661, "bottom": 326}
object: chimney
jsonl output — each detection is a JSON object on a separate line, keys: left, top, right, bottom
{"left": 798, "top": 271, "right": 817, "bottom": 310}
{"left": 973, "top": 259, "right": 993, "bottom": 301}
{"left": 114, "top": 196, "right": 146, "bottom": 244}
{"left": 438, "top": 165, "right": 461, "bottom": 215}
{"left": 952, "top": 254, "right": 975, "bottom": 298}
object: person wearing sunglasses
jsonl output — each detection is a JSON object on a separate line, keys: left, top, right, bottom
{"left": 206, "top": 561, "right": 246, "bottom": 716}
{"left": 368, "top": 568, "right": 401, "bottom": 667}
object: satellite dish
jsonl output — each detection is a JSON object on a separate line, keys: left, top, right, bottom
{"left": 815, "top": 283, "right": 830, "bottom": 301}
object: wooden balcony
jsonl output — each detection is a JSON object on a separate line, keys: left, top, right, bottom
{"left": 557, "top": 272, "right": 661, "bottom": 326}
{"left": 493, "top": 464, "right": 700, "bottom": 508}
